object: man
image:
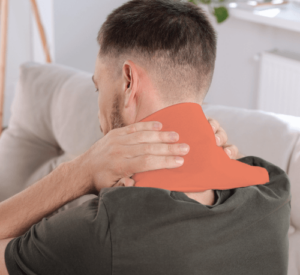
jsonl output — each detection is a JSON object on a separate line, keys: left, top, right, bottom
{"left": 0, "top": 0, "right": 291, "bottom": 274}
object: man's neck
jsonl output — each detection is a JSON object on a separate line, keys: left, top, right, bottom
{"left": 136, "top": 100, "right": 215, "bottom": 205}
{"left": 133, "top": 98, "right": 200, "bottom": 125}
{"left": 184, "top": 190, "right": 215, "bottom": 206}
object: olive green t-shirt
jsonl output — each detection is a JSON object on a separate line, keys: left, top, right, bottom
{"left": 5, "top": 156, "right": 291, "bottom": 275}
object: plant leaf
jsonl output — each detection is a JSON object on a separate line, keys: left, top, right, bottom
{"left": 200, "top": 0, "right": 211, "bottom": 4}
{"left": 213, "top": 6, "right": 229, "bottom": 23}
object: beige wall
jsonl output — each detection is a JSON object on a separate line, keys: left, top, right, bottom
{"left": 205, "top": 9, "right": 300, "bottom": 110}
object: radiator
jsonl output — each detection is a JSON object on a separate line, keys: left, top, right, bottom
{"left": 257, "top": 50, "right": 300, "bottom": 117}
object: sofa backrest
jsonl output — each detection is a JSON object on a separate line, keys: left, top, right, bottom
{"left": 0, "top": 62, "right": 103, "bottom": 201}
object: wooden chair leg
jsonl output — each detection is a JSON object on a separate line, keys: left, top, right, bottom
{"left": 0, "top": 0, "right": 8, "bottom": 135}
{"left": 30, "top": 0, "right": 52, "bottom": 63}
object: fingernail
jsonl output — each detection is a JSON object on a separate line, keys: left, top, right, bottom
{"left": 153, "top": 122, "right": 162, "bottom": 130}
{"left": 175, "top": 157, "right": 184, "bottom": 164}
{"left": 169, "top": 132, "right": 179, "bottom": 141}
{"left": 225, "top": 148, "right": 231, "bottom": 156}
{"left": 179, "top": 144, "right": 189, "bottom": 152}
{"left": 215, "top": 136, "right": 220, "bottom": 145}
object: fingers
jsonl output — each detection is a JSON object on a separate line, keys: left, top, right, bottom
{"left": 236, "top": 152, "right": 245, "bottom": 159}
{"left": 207, "top": 118, "right": 228, "bottom": 146}
{"left": 223, "top": 144, "right": 239, "bottom": 159}
{"left": 207, "top": 117, "right": 220, "bottom": 134}
{"left": 123, "top": 155, "right": 185, "bottom": 176}
{"left": 120, "top": 129, "right": 180, "bottom": 145}
{"left": 109, "top": 120, "right": 182, "bottom": 145}
{"left": 207, "top": 117, "right": 228, "bottom": 146}
{"left": 207, "top": 117, "right": 241, "bottom": 159}
{"left": 106, "top": 121, "right": 187, "bottom": 179}
{"left": 214, "top": 126, "right": 228, "bottom": 146}
{"left": 124, "top": 143, "right": 190, "bottom": 158}
{"left": 114, "top": 177, "right": 136, "bottom": 187}
{"left": 208, "top": 119, "right": 221, "bottom": 145}
{"left": 115, "top": 121, "right": 163, "bottom": 136}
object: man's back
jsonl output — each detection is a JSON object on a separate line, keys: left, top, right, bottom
{"left": 5, "top": 156, "right": 291, "bottom": 275}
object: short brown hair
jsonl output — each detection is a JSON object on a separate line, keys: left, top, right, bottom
{"left": 97, "top": 0, "right": 217, "bottom": 103}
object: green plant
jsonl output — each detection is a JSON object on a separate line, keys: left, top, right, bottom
{"left": 188, "top": 0, "right": 229, "bottom": 23}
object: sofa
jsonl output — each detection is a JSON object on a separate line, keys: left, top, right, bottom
{"left": 0, "top": 62, "right": 299, "bottom": 274}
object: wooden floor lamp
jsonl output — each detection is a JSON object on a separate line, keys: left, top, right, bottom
{"left": 0, "top": 0, "right": 52, "bottom": 135}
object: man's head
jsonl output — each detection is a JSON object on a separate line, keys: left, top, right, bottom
{"left": 93, "top": 0, "right": 217, "bottom": 135}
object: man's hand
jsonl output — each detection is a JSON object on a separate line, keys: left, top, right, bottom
{"left": 75, "top": 121, "right": 190, "bottom": 194}
{"left": 207, "top": 117, "right": 244, "bottom": 160}
{"left": 116, "top": 117, "right": 244, "bottom": 187}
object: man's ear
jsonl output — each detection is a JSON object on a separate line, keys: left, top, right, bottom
{"left": 122, "top": 61, "right": 138, "bottom": 108}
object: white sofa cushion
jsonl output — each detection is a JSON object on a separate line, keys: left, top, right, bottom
{"left": 0, "top": 62, "right": 103, "bottom": 206}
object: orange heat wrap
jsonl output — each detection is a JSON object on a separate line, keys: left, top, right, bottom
{"left": 133, "top": 102, "right": 269, "bottom": 192}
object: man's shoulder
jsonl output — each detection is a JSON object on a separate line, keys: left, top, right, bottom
{"left": 99, "top": 186, "right": 172, "bottom": 206}
{"left": 235, "top": 155, "right": 291, "bottom": 211}
{"left": 237, "top": 155, "right": 287, "bottom": 178}
{"left": 237, "top": 155, "right": 290, "bottom": 189}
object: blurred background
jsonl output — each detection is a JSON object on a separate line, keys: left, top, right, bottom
{"left": 1, "top": 0, "right": 300, "bottom": 127}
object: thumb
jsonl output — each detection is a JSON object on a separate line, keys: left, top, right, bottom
{"left": 115, "top": 177, "right": 136, "bottom": 187}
